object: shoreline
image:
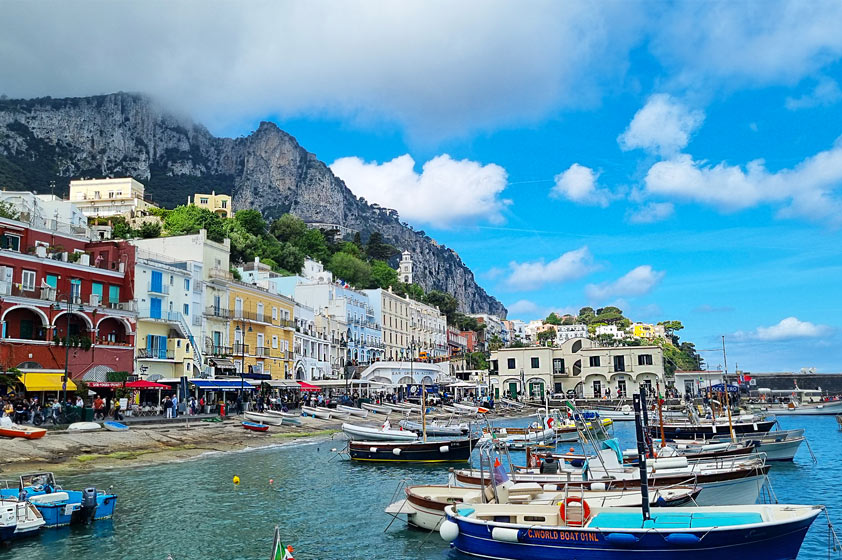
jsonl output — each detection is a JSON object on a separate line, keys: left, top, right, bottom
{"left": 1, "top": 407, "right": 534, "bottom": 477}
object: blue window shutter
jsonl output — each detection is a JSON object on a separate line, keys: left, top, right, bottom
{"left": 150, "top": 297, "right": 162, "bottom": 319}
{"left": 151, "top": 270, "right": 163, "bottom": 292}
{"left": 159, "top": 336, "right": 168, "bottom": 359}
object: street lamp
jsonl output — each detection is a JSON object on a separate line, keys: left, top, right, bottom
{"left": 55, "top": 279, "right": 82, "bottom": 407}
{"left": 520, "top": 367, "right": 525, "bottom": 402}
{"left": 235, "top": 320, "right": 252, "bottom": 401}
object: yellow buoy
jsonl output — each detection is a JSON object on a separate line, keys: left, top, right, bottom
{"left": 233, "top": 476, "right": 240, "bottom": 485}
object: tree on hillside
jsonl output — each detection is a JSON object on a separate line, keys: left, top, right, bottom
{"left": 328, "top": 252, "right": 371, "bottom": 288}
{"left": 425, "top": 290, "right": 459, "bottom": 323}
{"left": 235, "top": 209, "right": 267, "bottom": 236}
{"left": 536, "top": 329, "right": 555, "bottom": 346}
{"left": 659, "top": 320, "right": 685, "bottom": 344}
{"left": 163, "top": 205, "right": 226, "bottom": 242}
{"left": 366, "top": 232, "right": 397, "bottom": 261}
{"left": 138, "top": 220, "right": 161, "bottom": 239}
{"left": 577, "top": 307, "right": 596, "bottom": 324}
{"left": 545, "top": 312, "right": 562, "bottom": 325}
{"left": 561, "top": 314, "right": 576, "bottom": 325}
{"left": 369, "top": 260, "right": 399, "bottom": 289}
{"left": 337, "top": 241, "right": 363, "bottom": 259}
{"left": 270, "top": 214, "right": 307, "bottom": 243}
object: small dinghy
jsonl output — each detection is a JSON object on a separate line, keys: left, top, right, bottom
{"left": 67, "top": 422, "right": 101, "bottom": 432}
{"left": 362, "top": 403, "right": 393, "bottom": 414}
{"left": 242, "top": 421, "right": 269, "bottom": 432}
{"left": 302, "top": 406, "right": 332, "bottom": 419}
{"left": 400, "top": 419, "right": 466, "bottom": 437}
{"left": 245, "top": 411, "right": 284, "bottom": 426}
{"left": 337, "top": 404, "right": 369, "bottom": 418}
{"left": 342, "top": 420, "right": 418, "bottom": 442}
{"left": 102, "top": 421, "right": 129, "bottom": 432}
{"left": 266, "top": 410, "right": 301, "bottom": 425}
{"left": 0, "top": 417, "right": 46, "bottom": 439}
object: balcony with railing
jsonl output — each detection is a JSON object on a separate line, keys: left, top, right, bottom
{"left": 137, "top": 348, "right": 176, "bottom": 360}
{"left": 205, "top": 305, "right": 229, "bottom": 318}
{"left": 148, "top": 281, "right": 170, "bottom": 295}
{"left": 207, "top": 344, "right": 233, "bottom": 357}
{"left": 232, "top": 343, "right": 249, "bottom": 355}
{"left": 254, "top": 346, "right": 271, "bottom": 358}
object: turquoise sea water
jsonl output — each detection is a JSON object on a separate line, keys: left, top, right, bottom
{"left": 5, "top": 415, "right": 841, "bottom": 559}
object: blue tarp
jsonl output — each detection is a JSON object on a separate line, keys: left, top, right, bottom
{"left": 191, "top": 380, "right": 255, "bottom": 391}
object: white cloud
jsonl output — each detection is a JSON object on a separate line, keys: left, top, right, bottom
{"left": 0, "top": 1, "right": 645, "bottom": 140}
{"left": 508, "top": 300, "right": 541, "bottom": 315}
{"left": 503, "top": 247, "right": 597, "bottom": 291}
{"left": 740, "top": 317, "right": 831, "bottom": 341}
{"left": 618, "top": 94, "right": 704, "bottom": 156}
{"left": 585, "top": 265, "right": 665, "bottom": 300}
{"left": 330, "top": 154, "right": 510, "bottom": 228}
{"left": 785, "top": 77, "right": 842, "bottom": 110}
{"left": 650, "top": 2, "right": 842, "bottom": 89}
{"left": 550, "top": 164, "right": 614, "bottom": 207}
{"left": 626, "top": 202, "right": 675, "bottom": 224}
{"left": 643, "top": 138, "right": 842, "bottom": 226}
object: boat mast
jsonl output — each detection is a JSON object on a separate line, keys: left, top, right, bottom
{"left": 632, "top": 392, "right": 651, "bottom": 522}
{"left": 722, "top": 335, "right": 736, "bottom": 442}
{"left": 657, "top": 381, "right": 666, "bottom": 448}
{"left": 421, "top": 380, "right": 428, "bottom": 443}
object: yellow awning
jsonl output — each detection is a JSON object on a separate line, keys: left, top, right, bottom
{"left": 22, "top": 373, "right": 77, "bottom": 392}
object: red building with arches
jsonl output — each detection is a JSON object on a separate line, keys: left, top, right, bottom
{"left": 0, "top": 216, "right": 137, "bottom": 389}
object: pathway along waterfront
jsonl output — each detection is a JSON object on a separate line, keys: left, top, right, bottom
{"left": 6, "top": 415, "right": 840, "bottom": 559}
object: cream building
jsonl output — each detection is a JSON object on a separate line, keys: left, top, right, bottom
{"left": 363, "top": 287, "right": 411, "bottom": 361}
{"left": 489, "top": 338, "right": 665, "bottom": 400}
{"left": 188, "top": 191, "right": 232, "bottom": 218}
{"left": 408, "top": 298, "right": 448, "bottom": 359}
{"left": 69, "top": 178, "right": 156, "bottom": 219}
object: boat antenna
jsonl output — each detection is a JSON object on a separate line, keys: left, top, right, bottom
{"left": 421, "top": 380, "right": 428, "bottom": 443}
{"left": 657, "top": 381, "right": 666, "bottom": 448}
{"left": 722, "top": 335, "right": 736, "bottom": 442}
{"left": 632, "top": 392, "right": 651, "bottom": 522}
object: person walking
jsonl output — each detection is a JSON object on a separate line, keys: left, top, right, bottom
{"left": 171, "top": 394, "right": 179, "bottom": 418}
{"left": 113, "top": 399, "right": 123, "bottom": 421}
{"left": 164, "top": 396, "right": 173, "bottom": 419}
{"left": 94, "top": 396, "right": 105, "bottom": 420}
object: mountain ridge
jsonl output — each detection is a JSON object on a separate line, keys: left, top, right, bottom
{"left": 0, "top": 92, "right": 506, "bottom": 317}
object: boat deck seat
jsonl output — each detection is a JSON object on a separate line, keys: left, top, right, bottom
{"left": 456, "top": 507, "right": 475, "bottom": 517}
{"left": 28, "top": 492, "right": 70, "bottom": 505}
{"left": 589, "top": 511, "right": 763, "bottom": 530}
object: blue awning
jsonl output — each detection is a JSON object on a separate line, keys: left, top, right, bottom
{"left": 191, "top": 380, "right": 255, "bottom": 391}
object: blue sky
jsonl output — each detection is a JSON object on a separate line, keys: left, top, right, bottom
{"left": 3, "top": 1, "right": 842, "bottom": 372}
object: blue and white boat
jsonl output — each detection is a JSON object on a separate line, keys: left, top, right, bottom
{"left": 103, "top": 420, "right": 129, "bottom": 431}
{"left": 0, "top": 497, "right": 46, "bottom": 541}
{"left": 440, "top": 502, "right": 822, "bottom": 560}
{"left": 0, "top": 473, "right": 117, "bottom": 528}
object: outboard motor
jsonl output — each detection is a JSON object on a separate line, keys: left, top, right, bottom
{"left": 75, "top": 487, "right": 97, "bottom": 524}
{"left": 540, "top": 456, "right": 559, "bottom": 474}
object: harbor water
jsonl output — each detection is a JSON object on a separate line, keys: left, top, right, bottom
{"left": 6, "top": 415, "right": 841, "bottom": 559}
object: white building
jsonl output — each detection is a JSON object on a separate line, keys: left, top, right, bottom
{"left": 408, "top": 297, "right": 448, "bottom": 359}
{"left": 363, "top": 287, "right": 411, "bottom": 361}
{"left": 0, "top": 191, "right": 89, "bottom": 237}
{"left": 292, "top": 303, "right": 331, "bottom": 381}
{"left": 594, "top": 324, "right": 625, "bottom": 339}
{"left": 131, "top": 229, "right": 231, "bottom": 377}
{"left": 555, "top": 324, "right": 588, "bottom": 343}
{"left": 398, "top": 250, "right": 413, "bottom": 283}
{"left": 69, "top": 178, "right": 157, "bottom": 219}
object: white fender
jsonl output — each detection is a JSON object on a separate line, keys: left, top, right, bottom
{"left": 393, "top": 448, "right": 402, "bottom": 456}
{"left": 369, "top": 447, "right": 378, "bottom": 453}
{"left": 439, "top": 520, "right": 460, "bottom": 542}
{"left": 491, "top": 527, "right": 521, "bottom": 543}
{"left": 439, "top": 445, "right": 450, "bottom": 453}
{"left": 590, "top": 482, "right": 606, "bottom": 491}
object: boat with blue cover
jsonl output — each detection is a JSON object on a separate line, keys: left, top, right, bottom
{"left": 440, "top": 502, "right": 822, "bottom": 560}
{"left": 0, "top": 472, "right": 117, "bottom": 528}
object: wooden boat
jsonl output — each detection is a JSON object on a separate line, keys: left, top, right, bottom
{"left": 0, "top": 422, "right": 47, "bottom": 440}
{"left": 244, "top": 411, "right": 284, "bottom": 426}
{"left": 102, "top": 421, "right": 129, "bottom": 432}
{"left": 342, "top": 422, "right": 418, "bottom": 442}
{"left": 301, "top": 406, "right": 332, "bottom": 419}
{"left": 67, "top": 422, "right": 101, "bottom": 432}
{"left": 399, "top": 419, "right": 466, "bottom": 437}
{"left": 337, "top": 404, "right": 369, "bottom": 418}
{"left": 439, "top": 502, "right": 822, "bottom": 560}
{"left": 242, "top": 421, "right": 269, "bottom": 432}
{"left": 647, "top": 418, "right": 776, "bottom": 440}
{"left": 387, "top": 483, "right": 700, "bottom": 531}
{"left": 265, "top": 410, "right": 301, "bottom": 424}
{"left": 349, "top": 437, "right": 479, "bottom": 462}
{"left": 361, "top": 402, "right": 393, "bottom": 414}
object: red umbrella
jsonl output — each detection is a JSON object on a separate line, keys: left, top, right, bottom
{"left": 125, "top": 380, "right": 171, "bottom": 389}
{"left": 297, "top": 381, "right": 321, "bottom": 392}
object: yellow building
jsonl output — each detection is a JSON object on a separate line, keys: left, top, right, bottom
{"left": 227, "top": 281, "right": 295, "bottom": 380}
{"left": 69, "top": 177, "right": 157, "bottom": 219}
{"left": 188, "top": 191, "right": 232, "bottom": 218}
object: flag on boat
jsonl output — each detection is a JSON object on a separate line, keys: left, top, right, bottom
{"left": 493, "top": 457, "right": 509, "bottom": 486}
{"left": 270, "top": 527, "right": 295, "bottom": 560}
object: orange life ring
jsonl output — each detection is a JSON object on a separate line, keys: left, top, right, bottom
{"left": 559, "top": 496, "right": 590, "bottom": 527}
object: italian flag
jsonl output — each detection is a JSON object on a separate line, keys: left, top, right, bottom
{"left": 271, "top": 529, "right": 294, "bottom": 560}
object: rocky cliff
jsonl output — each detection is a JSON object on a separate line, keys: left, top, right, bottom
{"left": 0, "top": 92, "right": 506, "bottom": 316}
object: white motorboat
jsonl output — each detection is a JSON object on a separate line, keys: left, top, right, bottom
{"left": 244, "top": 411, "right": 284, "bottom": 426}
{"left": 337, "top": 405, "right": 369, "bottom": 418}
{"left": 590, "top": 404, "right": 635, "bottom": 421}
{"left": 341, "top": 422, "right": 418, "bottom": 442}
{"left": 67, "top": 422, "right": 101, "bottom": 432}
{"left": 361, "top": 403, "right": 394, "bottom": 414}
{"left": 758, "top": 400, "right": 842, "bottom": 416}
{"left": 301, "top": 406, "right": 332, "bottom": 419}
{"left": 386, "top": 483, "right": 700, "bottom": 531}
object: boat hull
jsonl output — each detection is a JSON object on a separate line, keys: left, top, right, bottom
{"left": 361, "top": 403, "right": 393, "bottom": 414}
{"left": 349, "top": 437, "right": 479, "bottom": 462}
{"left": 25, "top": 492, "right": 117, "bottom": 528}
{"left": 399, "top": 420, "right": 465, "bottom": 437}
{"left": 301, "top": 406, "right": 331, "bottom": 419}
{"left": 342, "top": 423, "right": 418, "bottom": 441}
{"left": 337, "top": 405, "right": 369, "bottom": 418}
{"left": 103, "top": 421, "right": 129, "bottom": 432}
{"left": 652, "top": 420, "right": 776, "bottom": 440}
{"left": 242, "top": 421, "right": 269, "bottom": 432}
{"left": 444, "top": 506, "right": 819, "bottom": 560}
{"left": 244, "top": 412, "right": 284, "bottom": 426}
{"left": 0, "top": 425, "right": 47, "bottom": 439}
